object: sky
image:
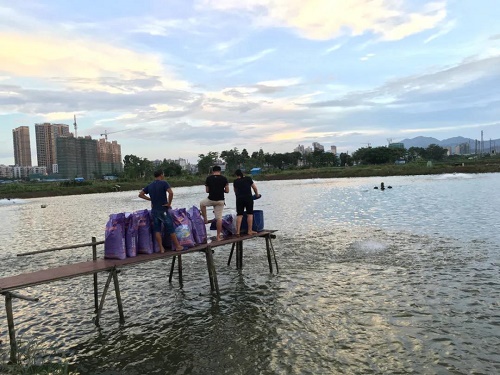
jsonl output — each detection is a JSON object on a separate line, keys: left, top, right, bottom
{"left": 1, "top": 0, "right": 499, "bottom": 166}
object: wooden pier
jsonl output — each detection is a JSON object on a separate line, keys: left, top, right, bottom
{"left": 0, "top": 230, "right": 278, "bottom": 363}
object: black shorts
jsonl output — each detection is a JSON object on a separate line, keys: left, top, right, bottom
{"left": 236, "top": 196, "right": 254, "bottom": 216}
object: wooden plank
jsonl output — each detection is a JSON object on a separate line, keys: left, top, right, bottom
{"left": 0, "top": 230, "right": 277, "bottom": 293}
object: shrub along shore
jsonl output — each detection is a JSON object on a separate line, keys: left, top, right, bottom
{"left": 1, "top": 160, "right": 500, "bottom": 200}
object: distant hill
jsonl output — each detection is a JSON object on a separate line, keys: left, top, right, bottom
{"left": 399, "top": 136, "right": 500, "bottom": 153}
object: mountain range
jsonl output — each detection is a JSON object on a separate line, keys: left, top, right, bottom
{"left": 398, "top": 136, "right": 500, "bottom": 153}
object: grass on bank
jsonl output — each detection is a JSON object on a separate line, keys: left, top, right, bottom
{"left": 1, "top": 158, "right": 500, "bottom": 199}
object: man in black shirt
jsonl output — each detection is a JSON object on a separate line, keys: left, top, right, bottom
{"left": 233, "top": 169, "right": 260, "bottom": 236}
{"left": 200, "top": 165, "right": 229, "bottom": 241}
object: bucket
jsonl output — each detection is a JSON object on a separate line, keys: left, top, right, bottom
{"left": 240, "top": 210, "right": 264, "bottom": 233}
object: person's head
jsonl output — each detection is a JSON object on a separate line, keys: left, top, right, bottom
{"left": 212, "top": 165, "right": 222, "bottom": 173}
{"left": 154, "top": 170, "right": 164, "bottom": 178}
{"left": 234, "top": 169, "right": 244, "bottom": 178}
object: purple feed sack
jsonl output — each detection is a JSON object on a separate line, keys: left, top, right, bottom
{"left": 104, "top": 213, "right": 126, "bottom": 260}
{"left": 187, "top": 206, "right": 207, "bottom": 245}
{"left": 170, "top": 208, "right": 196, "bottom": 249}
{"left": 210, "top": 213, "right": 236, "bottom": 237}
{"left": 148, "top": 210, "right": 160, "bottom": 253}
{"left": 124, "top": 212, "right": 138, "bottom": 258}
{"left": 136, "top": 209, "right": 153, "bottom": 254}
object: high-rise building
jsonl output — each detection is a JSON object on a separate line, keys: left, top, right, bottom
{"left": 35, "top": 123, "right": 70, "bottom": 174}
{"left": 97, "top": 139, "right": 123, "bottom": 176}
{"left": 330, "top": 145, "right": 337, "bottom": 155}
{"left": 312, "top": 142, "right": 325, "bottom": 152}
{"left": 57, "top": 136, "right": 99, "bottom": 179}
{"left": 12, "top": 126, "right": 32, "bottom": 167}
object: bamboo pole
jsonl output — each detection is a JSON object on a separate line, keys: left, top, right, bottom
{"left": 17, "top": 240, "right": 104, "bottom": 257}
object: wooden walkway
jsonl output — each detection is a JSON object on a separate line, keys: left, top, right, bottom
{"left": 0, "top": 230, "right": 278, "bottom": 363}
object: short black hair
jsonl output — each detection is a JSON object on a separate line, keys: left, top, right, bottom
{"left": 212, "top": 165, "right": 221, "bottom": 172}
{"left": 234, "top": 169, "right": 243, "bottom": 177}
{"left": 154, "top": 170, "right": 164, "bottom": 177}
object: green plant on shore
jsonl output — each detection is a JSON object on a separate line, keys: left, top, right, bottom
{"left": 0, "top": 339, "right": 79, "bottom": 375}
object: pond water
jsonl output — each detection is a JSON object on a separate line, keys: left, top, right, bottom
{"left": 0, "top": 173, "right": 499, "bottom": 374}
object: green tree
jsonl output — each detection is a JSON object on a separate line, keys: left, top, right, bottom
{"left": 221, "top": 148, "right": 244, "bottom": 172}
{"left": 407, "top": 147, "right": 426, "bottom": 162}
{"left": 425, "top": 144, "right": 448, "bottom": 161}
{"left": 197, "top": 152, "right": 219, "bottom": 175}
{"left": 352, "top": 146, "right": 405, "bottom": 165}
{"left": 339, "top": 152, "right": 352, "bottom": 167}
{"left": 123, "top": 154, "right": 154, "bottom": 179}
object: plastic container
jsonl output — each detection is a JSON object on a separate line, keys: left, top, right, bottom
{"left": 240, "top": 210, "right": 264, "bottom": 233}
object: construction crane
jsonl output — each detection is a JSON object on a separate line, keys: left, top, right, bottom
{"left": 100, "top": 129, "right": 127, "bottom": 141}
{"left": 73, "top": 114, "right": 78, "bottom": 138}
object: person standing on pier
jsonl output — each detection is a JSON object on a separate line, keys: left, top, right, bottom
{"left": 233, "top": 169, "right": 260, "bottom": 236}
{"left": 139, "top": 170, "right": 183, "bottom": 252}
{"left": 200, "top": 165, "right": 229, "bottom": 241}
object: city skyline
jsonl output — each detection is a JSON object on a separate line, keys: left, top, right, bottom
{"left": 1, "top": 1, "right": 499, "bottom": 166}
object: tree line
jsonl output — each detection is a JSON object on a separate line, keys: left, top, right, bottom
{"left": 122, "top": 144, "right": 449, "bottom": 179}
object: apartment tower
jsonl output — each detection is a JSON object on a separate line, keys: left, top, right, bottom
{"left": 12, "top": 126, "right": 32, "bottom": 166}
{"left": 35, "top": 123, "right": 70, "bottom": 174}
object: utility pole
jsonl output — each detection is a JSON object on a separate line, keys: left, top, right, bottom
{"left": 481, "top": 130, "right": 484, "bottom": 156}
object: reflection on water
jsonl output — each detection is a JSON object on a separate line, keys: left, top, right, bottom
{"left": 1, "top": 174, "right": 500, "bottom": 374}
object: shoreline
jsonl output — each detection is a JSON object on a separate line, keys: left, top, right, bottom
{"left": 1, "top": 163, "right": 500, "bottom": 200}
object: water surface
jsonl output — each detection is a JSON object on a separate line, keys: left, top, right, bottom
{"left": 1, "top": 173, "right": 499, "bottom": 374}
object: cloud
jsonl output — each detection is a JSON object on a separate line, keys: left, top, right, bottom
{"left": 424, "top": 19, "right": 456, "bottom": 43}
{"left": 309, "top": 54, "right": 500, "bottom": 109}
{"left": 360, "top": 53, "right": 375, "bottom": 61}
{"left": 200, "top": 0, "right": 447, "bottom": 41}
{"left": 0, "top": 32, "right": 189, "bottom": 92}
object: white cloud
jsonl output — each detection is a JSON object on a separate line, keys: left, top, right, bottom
{"left": 200, "top": 0, "right": 447, "bottom": 41}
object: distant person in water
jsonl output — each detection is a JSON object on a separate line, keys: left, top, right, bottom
{"left": 139, "top": 170, "right": 183, "bottom": 253}
{"left": 200, "top": 165, "right": 229, "bottom": 241}
{"left": 233, "top": 169, "right": 260, "bottom": 236}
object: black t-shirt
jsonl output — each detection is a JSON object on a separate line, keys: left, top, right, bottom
{"left": 205, "top": 174, "right": 228, "bottom": 201}
{"left": 233, "top": 176, "right": 254, "bottom": 198}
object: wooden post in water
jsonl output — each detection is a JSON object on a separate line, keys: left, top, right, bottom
{"left": 169, "top": 256, "right": 176, "bottom": 283}
{"left": 92, "top": 236, "right": 98, "bottom": 313}
{"left": 94, "top": 268, "right": 115, "bottom": 327}
{"left": 112, "top": 270, "right": 125, "bottom": 323}
{"left": 205, "top": 245, "right": 219, "bottom": 296}
{"left": 227, "top": 242, "right": 235, "bottom": 266}
{"left": 5, "top": 293, "right": 17, "bottom": 364}
{"left": 265, "top": 235, "right": 273, "bottom": 273}
{"left": 177, "top": 255, "right": 183, "bottom": 286}
{"left": 236, "top": 241, "right": 243, "bottom": 269}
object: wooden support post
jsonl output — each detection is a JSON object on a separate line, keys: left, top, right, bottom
{"left": 92, "top": 236, "right": 99, "bottom": 313}
{"left": 269, "top": 235, "right": 279, "bottom": 273}
{"left": 177, "top": 255, "right": 183, "bottom": 286}
{"left": 112, "top": 270, "right": 125, "bottom": 323}
{"left": 265, "top": 235, "right": 273, "bottom": 273}
{"left": 236, "top": 241, "right": 244, "bottom": 269}
{"left": 205, "top": 245, "right": 220, "bottom": 296}
{"left": 227, "top": 242, "right": 235, "bottom": 266}
{"left": 168, "top": 256, "right": 176, "bottom": 283}
{"left": 94, "top": 268, "right": 115, "bottom": 327}
{"left": 5, "top": 293, "right": 17, "bottom": 364}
